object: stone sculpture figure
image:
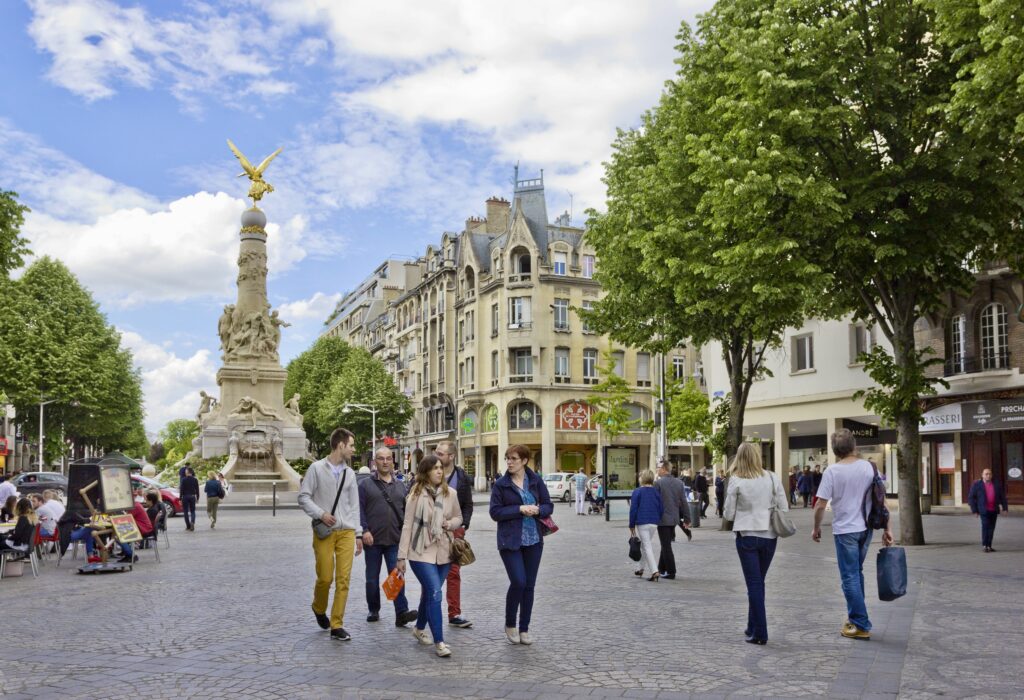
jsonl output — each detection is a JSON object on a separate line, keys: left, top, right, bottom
{"left": 229, "top": 395, "right": 282, "bottom": 427}
{"left": 269, "top": 310, "right": 290, "bottom": 354}
{"left": 218, "top": 305, "right": 236, "bottom": 356}
{"left": 228, "top": 430, "right": 241, "bottom": 456}
{"left": 285, "top": 393, "right": 302, "bottom": 422}
{"left": 196, "top": 390, "right": 214, "bottom": 425}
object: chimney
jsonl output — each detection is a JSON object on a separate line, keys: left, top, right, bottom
{"left": 465, "top": 215, "right": 486, "bottom": 233}
{"left": 485, "top": 196, "right": 510, "bottom": 234}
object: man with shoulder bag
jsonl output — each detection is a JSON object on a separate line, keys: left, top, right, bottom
{"left": 298, "top": 427, "right": 363, "bottom": 642}
{"left": 435, "top": 440, "right": 474, "bottom": 629}
{"left": 358, "top": 446, "right": 419, "bottom": 628}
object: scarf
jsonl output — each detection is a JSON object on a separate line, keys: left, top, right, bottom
{"left": 410, "top": 485, "right": 445, "bottom": 554}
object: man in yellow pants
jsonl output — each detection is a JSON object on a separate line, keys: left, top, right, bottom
{"left": 298, "top": 427, "right": 363, "bottom": 641}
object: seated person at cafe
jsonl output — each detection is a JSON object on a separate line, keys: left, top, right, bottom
{"left": 144, "top": 491, "right": 162, "bottom": 528}
{"left": 0, "top": 498, "right": 37, "bottom": 555}
{"left": 115, "top": 498, "right": 154, "bottom": 563}
{"left": 69, "top": 512, "right": 110, "bottom": 562}
{"left": 30, "top": 491, "right": 64, "bottom": 537}
{"left": 1, "top": 495, "right": 17, "bottom": 523}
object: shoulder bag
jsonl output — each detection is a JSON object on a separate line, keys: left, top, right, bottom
{"left": 311, "top": 469, "right": 347, "bottom": 540}
{"left": 372, "top": 478, "right": 404, "bottom": 525}
{"left": 769, "top": 473, "right": 797, "bottom": 538}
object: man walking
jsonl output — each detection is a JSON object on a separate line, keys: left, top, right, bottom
{"left": 179, "top": 467, "right": 200, "bottom": 531}
{"left": 967, "top": 468, "right": 1008, "bottom": 552}
{"left": 359, "top": 446, "right": 419, "bottom": 627}
{"left": 654, "top": 461, "right": 687, "bottom": 579}
{"left": 298, "top": 427, "right": 363, "bottom": 641}
{"left": 573, "top": 468, "right": 588, "bottom": 515}
{"left": 435, "top": 441, "right": 473, "bottom": 628}
{"left": 812, "top": 429, "right": 893, "bottom": 640}
{"left": 695, "top": 468, "right": 710, "bottom": 518}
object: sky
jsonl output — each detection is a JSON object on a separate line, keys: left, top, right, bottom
{"left": 1, "top": 0, "right": 715, "bottom": 435}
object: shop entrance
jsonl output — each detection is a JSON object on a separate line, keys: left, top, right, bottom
{"left": 965, "top": 430, "right": 1024, "bottom": 505}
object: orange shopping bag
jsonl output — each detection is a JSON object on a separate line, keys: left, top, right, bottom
{"left": 382, "top": 568, "right": 405, "bottom": 601}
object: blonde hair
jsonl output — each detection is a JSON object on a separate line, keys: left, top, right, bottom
{"left": 730, "top": 443, "right": 765, "bottom": 480}
{"left": 638, "top": 469, "right": 655, "bottom": 486}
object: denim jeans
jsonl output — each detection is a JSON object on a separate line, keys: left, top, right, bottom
{"left": 735, "top": 535, "right": 777, "bottom": 641}
{"left": 980, "top": 512, "right": 998, "bottom": 547}
{"left": 409, "top": 560, "right": 450, "bottom": 643}
{"left": 834, "top": 530, "right": 873, "bottom": 631}
{"left": 499, "top": 542, "right": 544, "bottom": 631}
{"left": 182, "top": 496, "right": 197, "bottom": 528}
{"left": 69, "top": 527, "right": 95, "bottom": 554}
{"left": 364, "top": 544, "right": 409, "bottom": 616}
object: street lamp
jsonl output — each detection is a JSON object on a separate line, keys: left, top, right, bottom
{"left": 342, "top": 403, "right": 378, "bottom": 453}
{"left": 38, "top": 396, "right": 58, "bottom": 470}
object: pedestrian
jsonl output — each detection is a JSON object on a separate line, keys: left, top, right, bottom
{"left": 434, "top": 440, "right": 474, "bottom": 629}
{"left": 654, "top": 460, "right": 686, "bottom": 580}
{"left": 723, "top": 443, "right": 789, "bottom": 645}
{"left": 216, "top": 471, "right": 230, "bottom": 497}
{"left": 811, "top": 466, "right": 823, "bottom": 507}
{"left": 397, "top": 454, "right": 462, "bottom": 658}
{"left": 573, "top": 468, "right": 588, "bottom": 516}
{"left": 967, "top": 468, "right": 1009, "bottom": 552}
{"left": 179, "top": 467, "right": 200, "bottom": 531}
{"left": 695, "top": 468, "right": 710, "bottom": 518}
{"left": 629, "top": 469, "right": 663, "bottom": 582}
{"left": 0, "top": 475, "right": 18, "bottom": 506}
{"left": 204, "top": 472, "right": 226, "bottom": 529}
{"left": 788, "top": 467, "right": 799, "bottom": 506}
{"left": 489, "top": 444, "right": 553, "bottom": 645}
{"left": 297, "top": 427, "right": 363, "bottom": 642}
{"left": 358, "top": 447, "right": 419, "bottom": 627}
{"left": 812, "top": 428, "right": 894, "bottom": 641}
{"left": 715, "top": 472, "right": 726, "bottom": 518}
{"left": 797, "top": 467, "right": 813, "bottom": 508}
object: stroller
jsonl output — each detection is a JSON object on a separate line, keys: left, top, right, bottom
{"left": 586, "top": 485, "right": 605, "bottom": 515}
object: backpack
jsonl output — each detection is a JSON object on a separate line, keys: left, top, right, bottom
{"left": 863, "top": 463, "right": 889, "bottom": 530}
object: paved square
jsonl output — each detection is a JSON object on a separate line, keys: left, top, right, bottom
{"left": 1, "top": 502, "right": 1021, "bottom": 699}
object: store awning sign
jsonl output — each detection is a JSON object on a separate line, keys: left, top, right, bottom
{"left": 841, "top": 418, "right": 878, "bottom": 439}
{"left": 920, "top": 403, "right": 962, "bottom": 433}
{"left": 963, "top": 399, "right": 1024, "bottom": 430}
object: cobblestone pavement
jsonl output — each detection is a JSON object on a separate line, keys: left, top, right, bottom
{"left": 1, "top": 502, "right": 1021, "bottom": 699}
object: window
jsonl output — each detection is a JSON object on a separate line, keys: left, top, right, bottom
{"left": 850, "top": 323, "right": 873, "bottom": 364}
{"left": 555, "top": 347, "right": 570, "bottom": 383}
{"left": 792, "top": 334, "right": 814, "bottom": 372}
{"left": 463, "top": 356, "right": 474, "bottom": 389}
{"left": 947, "top": 314, "right": 966, "bottom": 374}
{"left": 510, "top": 251, "right": 532, "bottom": 282}
{"left": 511, "top": 348, "right": 533, "bottom": 382}
{"left": 458, "top": 319, "right": 464, "bottom": 346}
{"left": 509, "top": 297, "right": 532, "bottom": 328}
{"left": 636, "top": 352, "right": 651, "bottom": 387}
{"left": 553, "top": 251, "right": 567, "bottom": 276}
{"left": 612, "top": 350, "right": 625, "bottom": 378}
{"left": 465, "top": 310, "right": 475, "bottom": 341}
{"left": 625, "top": 403, "right": 649, "bottom": 428}
{"left": 581, "top": 300, "right": 594, "bottom": 333}
{"left": 980, "top": 303, "right": 1008, "bottom": 369}
{"left": 672, "top": 356, "right": 686, "bottom": 380}
{"left": 583, "top": 348, "right": 598, "bottom": 384}
{"left": 491, "top": 350, "right": 499, "bottom": 386}
{"left": 491, "top": 303, "right": 499, "bottom": 337}
{"left": 553, "top": 298, "right": 569, "bottom": 330}
{"left": 509, "top": 400, "right": 542, "bottom": 429}
{"left": 438, "top": 360, "right": 444, "bottom": 383}
{"left": 582, "top": 255, "right": 595, "bottom": 278}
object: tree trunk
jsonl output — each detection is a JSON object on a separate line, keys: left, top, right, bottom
{"left": 892, "top": 321, "right": 925, "bottom": 545}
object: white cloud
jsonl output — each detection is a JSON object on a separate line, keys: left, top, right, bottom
{"left": 277, "top": 291, "right": 342, "bottom": 322}
{"left": 119, "top": 329, "right": 217, "bottom": 433}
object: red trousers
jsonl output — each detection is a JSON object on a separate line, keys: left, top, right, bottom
{"left": 446, "top": 527, "right": 465, "bottom": 618}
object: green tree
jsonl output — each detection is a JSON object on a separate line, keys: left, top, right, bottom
{"left": 283, "top": 336, "right": 352, "bottom": 454}
{"left": 589, "top": 350, "right": 638, "bottom": 443}
{"left": 666, "top": 378, "right": 712, "bottom": 468}
{"left": 0, "top": 190, "right": 31, "bottom": 278}
{"left": 158, "top": 418, "right": 199, "bottom": 465}
{"left": 316, "top": 348, "right": 412, "bottom": 454}
{"left": 707, "top": 0, "right": 1021, "bottom": 544}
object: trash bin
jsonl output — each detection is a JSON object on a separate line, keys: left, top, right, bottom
{"left": 688, "top": 500, "right": 701, "bottom": 528}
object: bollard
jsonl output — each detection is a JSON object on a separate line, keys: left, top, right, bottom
{"left": 273, "top": 482, "right": 277, "bottom": 517}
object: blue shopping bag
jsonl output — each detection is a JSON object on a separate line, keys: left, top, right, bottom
{"left": 877, "top": 546, "right": 907, "bottom": 601}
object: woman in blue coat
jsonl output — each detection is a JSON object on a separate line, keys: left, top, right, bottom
{"left": 629, "top": 469, "right": 663, "bottom": 581}
{"left": 489, "top": 444, "right": 553, "bottom": 645}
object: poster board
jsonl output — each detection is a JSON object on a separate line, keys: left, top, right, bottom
{"left": 110, "top": 514, "right": 142, "bottom": 543}
{"left": 604, "top": 447, "right": 638, "bottom": 497}
{"left": 937, "top": 442, "right": 956, "bottom": 473}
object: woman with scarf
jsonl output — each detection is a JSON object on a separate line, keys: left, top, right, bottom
{"left": 397, "top": 454, "right": 462, "bottom": 658}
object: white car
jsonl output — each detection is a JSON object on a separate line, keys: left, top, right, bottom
{"left": 542, "top": 472, "right": 575, "bottom": 502}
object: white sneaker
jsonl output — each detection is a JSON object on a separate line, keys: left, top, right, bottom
{"left": 518, "top": 631, "right": 533, "bottom": 645}
{"left": 435, "top": 642, "right": 452, "bottom": 657}
{"left": 505, "top": 626, "right": 520, "bottom": 644}
{"left": 412, "top": 626, "right": 432, "bottom": 645}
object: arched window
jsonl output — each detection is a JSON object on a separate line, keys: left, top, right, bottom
{"left": 509, "top": 247, "right": 531, "bottom": 282}
{"left": 509, "top": 400, "right": 542, "bottom": 430}
{"left": 463, "top": 266, "right": 476, "bottom": 297}
{"left": 460, "top": 409, "right": 478, "bottom": 436}
{"left": 482, "top": 404, "right": 499, "bottom": 433}
{"left": 980, "top": 303, "right": 1008, "bottom": 369}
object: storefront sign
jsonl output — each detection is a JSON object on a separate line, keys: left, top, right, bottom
{"left": 920, "top": 403, "right": 962, "bottom": 433}
{"left": 556, "top": 401, "right": 593, "bottom": 431}
{"left": 482, "top": 405, "right": 498, "bottom": 433}
{"left": 963, "top": 399, "right": 1024, "bottom": 431}
{"left": 842, "top": 419, "right": 878, "bottom": 439}
{"left": 461, "top": 410, "right": 477, "bottom": 435}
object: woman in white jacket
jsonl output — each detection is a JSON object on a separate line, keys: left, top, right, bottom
{"left": 723, "top": 443, "right": 789, "bottom": 646}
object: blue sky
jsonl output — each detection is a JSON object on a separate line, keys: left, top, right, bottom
{"left": 1, "top": 0, "right": 714, "bottom": 433}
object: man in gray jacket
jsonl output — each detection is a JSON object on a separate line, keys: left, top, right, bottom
{"left": 655, "top": 461, "right": 687, "bottom": 579}
{"left": 298, "top": 427, "right": 363, "bottom": 641}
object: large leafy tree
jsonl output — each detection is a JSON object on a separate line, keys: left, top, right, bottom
{"left": 708, "top": 0, "right": 1022, "bottom": 544}
{"left": 283, "top": 336, "right": 352, "bottom": 454}
{"left": 666, "top": 377, "right": 713, "bottom": 468}
{"left": 0, "top": 190, "right": 30, "bottom": 279}
{"left": 158, "top": 418, "right": 200, "bottom": 465}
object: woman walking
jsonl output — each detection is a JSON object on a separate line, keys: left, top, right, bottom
{"left": 723, "top": 443, "right": 789, "bottom": 645}
{"left": 629, "top": 469, "right": 663, "bottom": 581}
{"left": 397, "top": 455, "right": 462, "bottom": 658}
{"left": 489, "top": 444, "right": 553, "bottom": 645}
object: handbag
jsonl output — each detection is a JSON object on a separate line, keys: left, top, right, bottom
{"left": 311, "top": 470, "right": 347, "bottom": 539}
{"left": 877, "top": 546, "right": 907, "bottom": 601}
{"left": 538, "top": 515, "right": 559, "bottom": 536}
{"left": 628, "top": 535, "right": 641, "bottom": 562}
{"left": 448, "top": 532, "right": 476, "bottom": 567}
{"left": 769, "top": 473, "right": 796, "bottom": 538}
{"left": 382, "top": 568, "right": 405, "bottom": 601}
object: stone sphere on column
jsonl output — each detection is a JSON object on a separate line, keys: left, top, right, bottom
{"left": 241, "top": 207, "right": 267, "bottom": 230}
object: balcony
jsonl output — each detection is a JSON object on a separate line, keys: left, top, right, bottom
{"left": 507, "top": 321, "right": 533, "bottom": 330}
{"left": 509, "top": 374, "right": 534, "bottom": 384}
{"left": 583, "top": 377, "right": 598, "bottom": 385}
{"left": 554, "top": 375, "right": 571, "bottom": 384}
{"left": 945, "top": 351, "right": 1011, "bottom": 377}
{"left": 508, "top": 273, "right": 532, "bottom": 284}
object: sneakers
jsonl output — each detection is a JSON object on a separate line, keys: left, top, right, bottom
{"left": 505, "top": 627, "right": 520, "bottom": 644}
{"left": 312, "top": 606, "right": 330, "bottom": 630}
{"left": 435, "top": 642, "right": 452, "bottom": 657}
{"left": 413, "top": 626, "right": 432, "bottom": 645}
{"left": 210, "top": 521, "right": 215, "bottom": 529}
{"left": 87, "top": 555, "right": 101, "bottom": 563}
{"left": 841, "top": 622, "right": 871, "bottom": 640}
{"left": 396, "top": 609, "right": 419, "bottom": 627}
{"left": 366, "top": 613, "right": 380, "bottom": 622}
{"left": 330, "top": 628, "right": 352, "bottom": 641}
{"left": 448, "top": 616, "right": 473, "bottom": 628}
{"left": 518, "top": 631, "right": 533, "bottom": 645}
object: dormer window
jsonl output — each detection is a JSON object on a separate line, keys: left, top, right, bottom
{"left": 553, "top": 251, "right": 567, "bottom": 276}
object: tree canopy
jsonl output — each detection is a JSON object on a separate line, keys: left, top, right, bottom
{"left": 0, "top": 190, "right": 30, "bottom": 279}
{"left": 283, "top": 336, "right": 352, "bottom": 454}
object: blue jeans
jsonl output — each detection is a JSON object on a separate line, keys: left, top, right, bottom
{"left": 499, "top": 542, "right": 544, "bottom": 632}
{"left": 364, "top": 544, "right": 409, "bottom": 616}
{"left": 182, "top": 496, "right": 197, "bottom": 528}
{"left": 980, "top": 512, "right": 998, "bottom": 547}
{"left": 409, "top": 560, "right": 450, "bottom": 643}
{"left": 70, "top": 527, "right": 95, "bottom": 555}
{"left": 834, "top": 530, "right": 873, "bottom": 631}
{"left": 735, "top": 535, "right": 777, "bottom": 641}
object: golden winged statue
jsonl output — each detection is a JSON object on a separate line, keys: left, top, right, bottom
{"left": 227, "top": 139, "right": 283, "bottom": 204}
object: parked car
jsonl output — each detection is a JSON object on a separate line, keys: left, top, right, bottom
{"left": 131, "top": 474, "right": 182, "bottom": 518}
{"left": 542, "top": 472, "right": 574, "bottom": 502}
{"left": 9, "top": 471, "right": 69, "bottom": 498}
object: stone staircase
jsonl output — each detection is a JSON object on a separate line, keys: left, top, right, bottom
{"left": 230, "top": 456, "right": 295, "bottom": 492}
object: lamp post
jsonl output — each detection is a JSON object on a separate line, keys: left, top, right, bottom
{"left": 38, "top": 396, "right": 58, "bottom": 470}
{"left": 342, "top": 403, "right": 378, "bottom": 454}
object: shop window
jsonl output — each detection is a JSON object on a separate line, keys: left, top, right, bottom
{"left": 509, "top": 400, "right": 542, "bottom": 430}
